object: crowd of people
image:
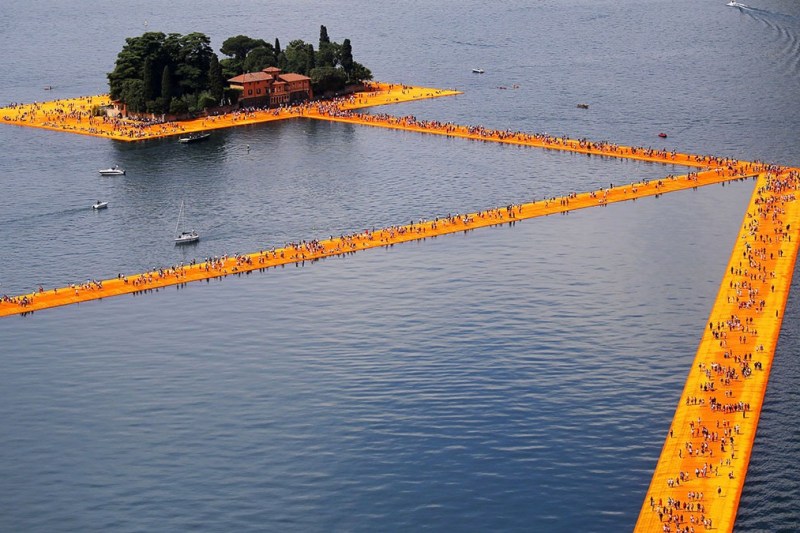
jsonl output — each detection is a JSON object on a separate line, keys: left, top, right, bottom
{"left": 642, "top": 167, "right": 800, "bottom": 531}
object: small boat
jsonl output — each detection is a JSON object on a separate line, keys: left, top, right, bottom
{"left": 98, "top": 165, "right": 125, "bottom": 176}
{"left": 178, "top": 132, "right": 211, "bottom": 144}
{"left": 658, "top": 132, "right": 668, "bottom": 138}
{"left": 43, "top": 85, "right": 53, "bottom": 90}
{"left": 174, "top": 200, "right": 199, "bottom": 244}
{"left": 472, "top": 68, "right": 485, "bottom": 74}
{"left": 576, "top": 103, "right": 590, "bottom": 109}
{"left": 726, "top": 1, "right": 746, "bottom": 7}
{"left": 92, "top": 200, "right": 108, "bottom": 210}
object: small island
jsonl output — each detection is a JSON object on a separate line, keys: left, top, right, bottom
{"left": 107, "top": 25, "right": 373, "bottom": 117}
{"left": 0, "top": 25, "right": 460, "bottom": 141}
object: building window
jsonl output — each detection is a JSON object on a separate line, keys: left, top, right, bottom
{"left": 256, "top": 88, "right": 261, "bottom": 94}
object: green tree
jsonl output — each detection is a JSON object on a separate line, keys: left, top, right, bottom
{"left": 305, "top": 43, "right": 316, "bottom": 73}
{"left": 208, "top": 54, "right": 225, "bottom": 103}
{"left": 108, "top": 32, "right": 167, "bottom": 101}
{"left": 197, "top": 91, "right": 216, "bottom": 110}
{"left": 310, "top": 66, "right": 347, "bottom": 94}
{"left": 220, "top": 35, "right": 261, "bottom": 62}
{"left": 284, "top": 40, "right": 313, "bottom": 74}
{"left": 340, "top": 38, "right": 354, "bottom": 76}
{"left": 349, "top": 61, "right": 373, "bottom": 84}
{"left": 142, "top": 57, "right": 157, "bottom": 103}
{"left": 317, "top": 25, "right": 337, "bottom": 68}
{"left": 220, "top": 35, "right": 268, "bottom": 75}
{"left": 319, "top": 25, "right": 330, "bottom": 46}
{"left": 243, "top": 45, "right": 277, "bottom": 73}
{"left": 274, "top": 37, "right": 281, "bottom": 55}
{"left": 169, "top": 97, "right": 188, "bottom": 115}
{"left": 174, "top": 32, "right": 214, "bottom": 95}
{"left": 118, "top": 79, "right": 145, "bottom": 113}
{"left": 161, "top": 65, "right": 172, "bottom": 112}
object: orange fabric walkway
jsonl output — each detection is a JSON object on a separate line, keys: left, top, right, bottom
{"left": 4, "top": 82, "right": 800, "bottom": 531}
{"left": 0, "top": 83, "right": 460, "bottom": 142}
{"left": 0, "top": 165, "right": 760, "bottom": 318}
{"left": 634, "top": 167, "right": 800, "bottom": 532}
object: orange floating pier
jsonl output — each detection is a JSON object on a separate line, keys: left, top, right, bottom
{"left": 3, "top": 81, "right": 800, "bottom": 531}
{"left": 635, "top": 167, "right": 800, "bottom": 532}
{"left": 0, "top": 165, "right": 758, "bottom": 318}
{"left": 0, "top": 83, "right": 460, "bottom": 142}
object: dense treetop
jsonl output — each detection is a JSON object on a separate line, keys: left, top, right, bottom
{"left": 108, "top": 26, "right": 372, "bottom": 114}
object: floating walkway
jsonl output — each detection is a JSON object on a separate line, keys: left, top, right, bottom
{"left": 634, "top": 167, "right": 800, "bottom": 532}
{"left": 0, "top": 166, "right": 759, "bottom": 318}
{"left": 3, "top": 82, "right": 800, "bottom": 531}
{"left": 0, "top": 83, "right": 460, "bottom": 142}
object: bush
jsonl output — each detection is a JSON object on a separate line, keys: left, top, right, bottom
{"left": 169, "top": 98, "right": 188, "bottom": 115}
{"left": 197, "top": 92, "right": 216, "bottom": 111}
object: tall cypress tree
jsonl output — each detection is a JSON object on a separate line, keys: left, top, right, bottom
{"left": 143, "top": 57, "right": 156, "bottom": 102}
{"left": 161, "top": 65, "right": 172, "bottom": 113}
{"left": 208, "top": 54, "right": 224, "bottom": 103}
{"left": 274, "top": 37, "right": 281, "bottom": 55}
{"left": 340, "top": 39, "right": 353, "bottom": 76}
{"left": 319, "top": 25, "right": 330, "bottom": 47}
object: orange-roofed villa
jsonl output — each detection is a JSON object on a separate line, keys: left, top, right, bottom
{"left": 227, "top": 67, "right": 313, "bottom": 108}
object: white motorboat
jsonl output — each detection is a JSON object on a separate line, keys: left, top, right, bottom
{"left": 472, "top": 68, "right": 485, "bottom": 74}
{"left": 178, "top": 132, "right": 210, "bottom": 144}
{"left": 98, "top": 165, "right": 125, "bottom": 176}
{"left": 726, "top": 1, "right": 747, "bottom": 7}
{"left": 92, "top": 200, "right": 108, "bottom": 210}
{"left": 174, "top": 200, "right": 199, "bottom": 244}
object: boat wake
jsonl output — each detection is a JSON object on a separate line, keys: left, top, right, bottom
{"left": 0, "top": 206, "right": 89, "bottom": 226}
{"left": 731, "top": 3, "right": 800, "bottom": 80}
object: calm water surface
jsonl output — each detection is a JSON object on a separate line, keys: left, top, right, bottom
{"left": 0, "top": 0, "right": 798, "bottom": 531}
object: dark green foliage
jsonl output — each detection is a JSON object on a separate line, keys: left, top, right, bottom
{"left": 169, "top": 97, "right": 188, "bottom": 115}
{"left": 284, "top": 40, "right": 312, "bottom": 75}
{"left": 142, "top": 57, "right": 156, "bottom": 102}
{"left": 160, "top": 65, "right": 172, "bottom": 112}
{"left": 220, "top": 35, "right": 264, "bottom": 62}
{"left": 340, "top": 39, "right": 354, "bottom": 76}
{"left": 108, "top": 32, "right": 168, "bottom": 102}
{"left": 242, "top": 45, "right": 277, "bottom": 73}
{"left": 207, "top": 55, "right": 224, "bottom": 103}
{"left": 349, "top": 61, "right": 373, "bottom": 84}
{"left": 108, "top": 31, "right": 216, "bottom": 114}
{"left": 197, "top": 91, "right": 216, "bottom": 110}
{"left": 108, "top": 28, "right": 372, "bottom": 113}
{"left": 310, "top": 66, "right": 347, "bottom": 94}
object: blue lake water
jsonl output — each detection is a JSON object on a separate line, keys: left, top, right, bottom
{"left": 1, "top": 0, "right": 798, "bottom": 531}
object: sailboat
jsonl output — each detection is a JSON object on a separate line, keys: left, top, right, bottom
{"left": 174, "top": 200, "right": 199, "bottom": 244}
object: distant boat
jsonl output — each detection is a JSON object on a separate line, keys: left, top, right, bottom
{"left": 658, "top": 132, "right": 668, "bottom": 138}
{"left": 576, "top": 103, "right": 590, "bottom": 109}
{"left": 178, "top": 132, "right": 210, "bottom": 144}
{"left": 174, "top": 200, "right": 199, "bottom": 244}
{"left": 472, "top": 68, "right": 485, "bottom": 74}
{"left": 43, "top": 85, "right": 53, "bottom": 91}
{"left": 92, "top": 200, "right": 108, "bottom": 210}
{"left": 98, "top": 165, "right": 125, "bottom": 176}
{"left": 726, "top": 1, "right": 746, "bottom": 7}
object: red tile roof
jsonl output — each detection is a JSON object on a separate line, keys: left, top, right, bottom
{"left": 279, "top": 73, "right": 311, "bottom": 82}
{"left": 227, "top": 72, "right": 272, "bottom": 84}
